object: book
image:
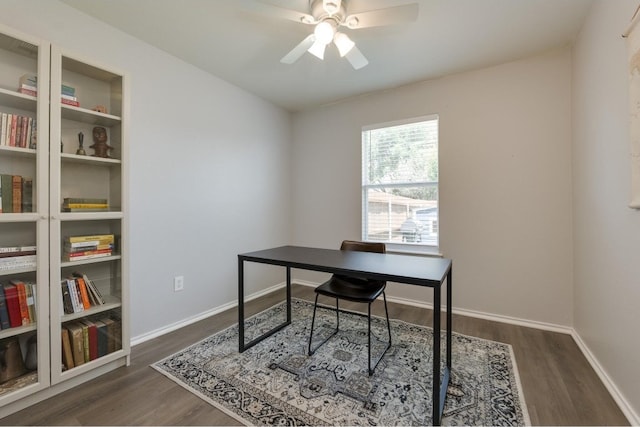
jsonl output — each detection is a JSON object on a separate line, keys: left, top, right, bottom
{"left": 63, "top": 203, "right": 109, "bottom": 209}
{"left": 18, "top": 86, "right": 37, "bottom": 97}
{"left": 75, "top": 277, "right": 91, "bottom": 310}
{"left": 9, "top": 114, "right": 16, "bottom": 146}
{"left": 21, "top": 178, "right": 33, "bottom": 213}
{"left": 61, "top": 328, "right": 74, "bottom": 370}
{"left": 64, "top": 251, "right": 112, "bottom": 262}
{"left": 0, "top": 175, "right": 12, "bottom": 213}
{"left": 29, "top": 118, "right": 37, "bottom": 149}
{"left": 66, "top": 248, "right": 112, "bottom": 258}
{"left": 66, "top": 278, "right": 82, "bottom": 313}
{"left": 2, "top": 284, "right": 21, "bottom": 328}
{"left": 0, "top": 175, "right": 2, "bottom": 213}
{"left": 94, "top": 320, "right": 108, "bottom": 357}
{"left": 0, "top": 290, "right": 10, "bottom": 329}
{"left": 79, "top": 321, "right": 90, "bottom": 363}
{"left": 67, "top": 234, "right": 115, "bottom": 244}
{"left": 60, "top": 281, "right": 74, "bottom": 315}
{"left": 1, "top": 113, "right": 7, "bottom": 146}
{"left": 61, "top": 98, "right": 80, "bottom": 107}
{"left": 80, "top": 273, "right": 105, "bottom": 305}
{"left": 80, "top": 319, "right": 98, "bottom": 361}
{"left": 101, "top": 318, "right": 116, "bottom": 353}
{"left": 25, "top": 282, "right": 36, "bottom": 323}
{"left": 11, "top": 175, "right": 21, "bottom": 213}
{"left": 66, "top": 322, "right": 85, "bottom": 366}
{"left": 19, "top": 74, "right": 37, "bottom": 88}
{"left": 64, "top": 242, "right": 113, "bottom": 252}
{"left": 61, "top": 84, "right": 75, "bottom": 97}
{"left": 10, "top": 280, "right": 30, "bottom": 325}
{"left": 63, "top": 198, "right": 108, "bottom": 204}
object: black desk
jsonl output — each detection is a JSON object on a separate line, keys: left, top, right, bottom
{"left": 238, "top": 245, "right": 453, "bottom": 425}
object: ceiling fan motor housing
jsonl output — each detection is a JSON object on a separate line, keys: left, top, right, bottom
{"left": 310, "top": 0, "right": 347, "bottom": 23}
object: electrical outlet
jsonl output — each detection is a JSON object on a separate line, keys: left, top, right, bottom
{"left": 174, "top": 276, "right": 184, "bottom": 292}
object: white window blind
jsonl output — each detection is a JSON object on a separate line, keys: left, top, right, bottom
{"left": 362, "top": 116, "right": 439, "bottom": 247}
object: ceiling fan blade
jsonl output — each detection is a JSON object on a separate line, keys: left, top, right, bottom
{"left": 281, "top": 34, "right": 316, "bottom": 64}
{"left": 345, "top": 45, "right": 368, "bottom": 70}
{"left": 344, "top": 3, "right": 419, "bottom": 29}
{"left": 252, "top": 1, "right": 316, "bottom": 25}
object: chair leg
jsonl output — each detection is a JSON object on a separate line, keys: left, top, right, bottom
{"left": 383, "top": 291, "right": 392, "bottom": 345}
{"left": 368, "top": 302, "right": 372, "bottom": 375}
{"left": 308, "top": 294, "right": 339, "bottom": 356}
{"left": 368, "top": 292, "right": 393, "bottom": 376}
{"left": 308, "top": 293, "right": 320, "bottom": 356}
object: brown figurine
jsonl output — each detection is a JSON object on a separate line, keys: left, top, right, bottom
{"left": 90, "top": 126, "right": 114, "bottom": 158}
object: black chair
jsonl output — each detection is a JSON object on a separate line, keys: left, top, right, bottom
{"left": 307, "top": 240, "right": 392, "bottom": 375}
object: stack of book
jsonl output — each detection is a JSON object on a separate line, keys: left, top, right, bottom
{"left": 0, "top": 245, "right": 36, "bottom": 272}
{"left": 60, "top": 272, "right": 105, "bottom": 315}
{"left": 62, "top": 198, "right": 108, "bottom": 212}
{"left": 0, "top": 279, "right": 37, "bottom": 329}
{"left": 62, "top": 316, "right": 121, "bottom": 370}
{"left": 63, "top": 234, "right": 114, "bottom": 262}
{"left": 0, "top": 112, "right": 37, "bottom": 148}
{"left": 17, "top": 74, "right": 37, "bottom": 97}
{"left": 61, "top": 84, "right": 79, "bottom": 107}
{"left": 0, "top": 174, "right": 33, "bottom": 213}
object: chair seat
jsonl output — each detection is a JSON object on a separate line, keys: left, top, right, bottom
{"left": 315, "top": 275, "right": 386, "bottom": 303}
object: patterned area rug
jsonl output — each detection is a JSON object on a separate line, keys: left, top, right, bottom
{"left": 152, "top": 298, "right": 530, "bottom": 426}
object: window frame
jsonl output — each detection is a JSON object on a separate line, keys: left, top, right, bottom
{"left": 361, "top": 114, "right": 440, "bottom": 255}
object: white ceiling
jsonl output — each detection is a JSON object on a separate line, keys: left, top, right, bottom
{"left": 60, "top": 0, "right": 593, "bottom": 112}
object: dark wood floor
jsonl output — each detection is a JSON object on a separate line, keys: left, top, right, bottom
{"left": 0, "top": 284, "right": 629, "bottom": 426}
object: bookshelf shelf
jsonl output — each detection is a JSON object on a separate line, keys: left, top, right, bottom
{"left": 61, "top": 104, "right": 121, "bottom": 127}
{"left": 61, "top": 152, "right": 121, "bottom": 165}
{"left": 61, "top": 296, "right": 121, "bottom": 322}
{"left": 0, "top": 87, "right": 37, "bottom": 111}
{"left": 0, "top": 324, "right": 37, "bottom": 340}
{"left": 0, "top": 145, "right": 36, "bottom": 158}
{"left": 60, "top": 254, "right": 121, "bottom": 268}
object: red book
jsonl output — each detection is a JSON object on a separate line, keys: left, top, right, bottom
{"left": 3, "top": 284, "right": 21, "bottom": 328}
{"left": 10, "top": 280, "right": 30, "bottom": 325}
{"left": 81, "top": 320, "right": 98, "bottom": 360}
{"left": 61, "top": 98, "right": 80, "bottom": 107}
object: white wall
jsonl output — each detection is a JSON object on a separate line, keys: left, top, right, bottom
{"left": 291, "top": 49, "right": 574, "bottom": 327}
{"left": 0, "top": 0, "right": 292, "bottom": 339}
{"left": 572, "top": 0, "right": 640, "bottom": 421}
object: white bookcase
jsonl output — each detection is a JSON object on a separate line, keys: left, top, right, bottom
{"left": 0, "top": 23, "right": 129, "bottom": 415}
{"left": 49, "top": 45, "right": 130, "bottom": 385}
{"left": 0, "top": 24, "right": 51, "bottom": 409}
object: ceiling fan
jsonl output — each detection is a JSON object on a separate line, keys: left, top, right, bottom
{"left": 255, "top": 0, "right": 419, "bottom": 70}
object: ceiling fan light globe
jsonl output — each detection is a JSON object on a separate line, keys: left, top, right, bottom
{"left": 307, "top": 41, "right": 326, "bottom": 59}
{"left": 314, "top": 21, "right": 335, "bottom": 45}
{"left": 334, "top": 32, "right": 355, "bottom": 57}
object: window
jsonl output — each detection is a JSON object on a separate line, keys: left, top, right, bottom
{"left": 362, "top": 116, "right": 439, "bottom": 248}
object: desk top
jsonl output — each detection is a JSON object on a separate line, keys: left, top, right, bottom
{"left": 239, "top": 245, "right": 451, "bottom": 287}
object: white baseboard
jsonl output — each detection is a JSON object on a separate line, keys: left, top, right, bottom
{"left": 132, "top": 279, "right": 637, "bottom": 425}
{"left": 570, "top": 330, "right": 639, "bottom": 425}
{"left": 130, "top": 282, "right": 285, "bottom": 346}
{"left": 297, "top": 280, "right": 572, "bottom": 334}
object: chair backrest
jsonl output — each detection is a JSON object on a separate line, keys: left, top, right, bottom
{"left": 340, "top": 240, "right": 386, "bottom": 254}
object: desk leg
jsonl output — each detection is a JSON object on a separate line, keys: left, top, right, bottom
{"left": 238, "top": 259, "right": 293, "bottom": 353}
{"left": 447, "top": 267, "right": 452, "bottom": 368}
{"left": 286, "top": 266, "right": 292, "bottom": 323}
{"left": 433, "top": 286, "right": 441, "bottom": 425}
{"left": 238, "top": 257, "right": 245, "bottom": 352}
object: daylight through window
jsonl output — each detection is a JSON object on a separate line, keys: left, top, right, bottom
{"left": 362, "top": 116, "right": 439, "bottom": 247}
